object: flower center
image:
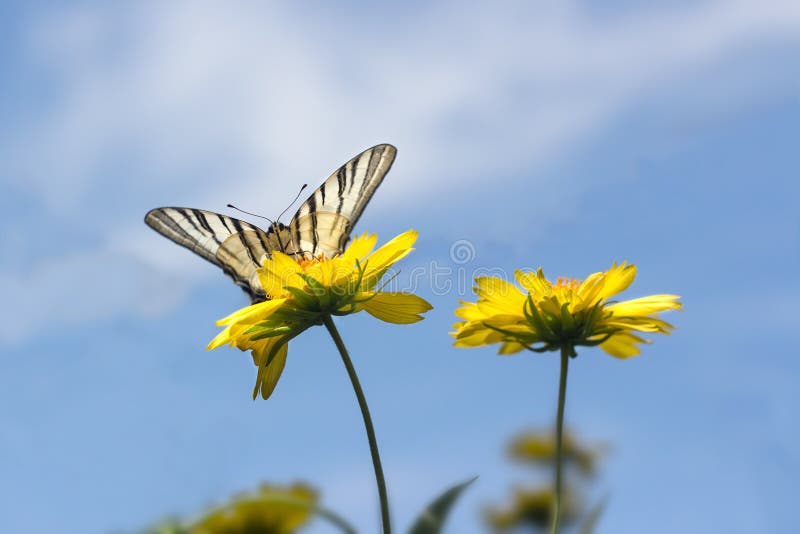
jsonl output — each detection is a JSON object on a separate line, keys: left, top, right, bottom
{"left": 553, "top": 277, "right": 581, "bottom": 291}
{"left": 297, "top": 252, "right": 327, "bottom": 270}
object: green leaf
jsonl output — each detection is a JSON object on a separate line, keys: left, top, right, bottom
{"left": 407, "top": 477, "right": 477, "bottom": 534}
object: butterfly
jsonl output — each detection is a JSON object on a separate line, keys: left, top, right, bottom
{"left": 144, "top": 143, "right": 397, "bottom": 303}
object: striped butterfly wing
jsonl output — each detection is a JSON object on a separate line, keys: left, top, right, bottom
{"left": 144, "top": 207, "right": 292, "bottom": 302}
{"left": 289, "top": 143, "right": 397, "bottom": 257}
{"left": 144, "top": 144, "right": 396, "bottom": 301}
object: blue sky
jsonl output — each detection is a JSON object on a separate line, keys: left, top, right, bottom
{"left": 1, "top": 1, "right": 799, "bottom": 533}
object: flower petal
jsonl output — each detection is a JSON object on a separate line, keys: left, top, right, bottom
{"left": 474, "top": 277, "right": 527, "bottom": 315}
{"left": 453, "top": 261, "right": 679, "bottom": 359}
{"left": 599, "top": 332, "right": 647, "bottom": 358}
{"left": 341, "top": 232, "right": 377, "bottom": 263}
{"left": 498, "top": 341, "right": 527, "bottom": 355}
{"left": 598, "top": 262, "right": 636, "bottom": 299}
{"left": 364, "top": 230, "right": 417, "bottom": 273}
{"left": 359, "top": 292, "right": 432, "bottom": 324}
{"left": 483, "top": 316, "right": 536, "bottom": 335}
{"left": 454, "top": 301, "right": 485, "bottom": 321}
{"left": 515, "top": 268, "right": 552, "bottom": 297}
{"left": 604, "top": 316, "right": 675, "bottom": 334}
{"left": 215, "top": 298, "right": 287, "bottom": 327}
{"left": 575, "top": 272, "right": 606, "bottom": 307}
{"left": 251, "top": 340, "right": 289, "bottom": 400}
{"left": 606, "top": 294, "right": 682, "bottom": 316}
{"left": 452, "top": 322, "right": 506, "bottom": 347}
{"left": 259, "top": 343, "right": 288, "bottom": 400}
{"left": 207, "top": 326, "right": 234, "bottom": 350}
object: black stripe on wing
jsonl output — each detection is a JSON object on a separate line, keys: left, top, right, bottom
{"left": 144, "top": 207, "right": 276, "bottom": 302}
{"left": 289, "top": 143, "right": 396, "bottom": 258}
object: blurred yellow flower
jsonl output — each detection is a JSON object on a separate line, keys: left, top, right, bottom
{"left": 189, "top": 483, "right": 317, "bottom": 534}
{"left": 452, "top": 262, "right": 681, "bottom": 358}
{"left": 509, "top": 431, "right": 599, "bottom": 475}
{"left": 208, "top": 230, "right": 432, "bottom": 399}
{"left": 485, "top": 487, "right": 578, "bottom": 532}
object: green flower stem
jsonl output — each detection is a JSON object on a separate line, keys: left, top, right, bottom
{"left": 323, "top": 315, "right": 392, "bottom": 534}
{"left": 550, "top": 345, "right": 570, "bottom": 534}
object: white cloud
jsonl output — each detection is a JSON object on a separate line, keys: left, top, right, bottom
{"left": 0, "top": 246, "right": 187, "bottom": 344}
{"left": 2, "top": 0, "right": 799, "bottom": 342}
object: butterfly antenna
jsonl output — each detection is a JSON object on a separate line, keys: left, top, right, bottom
{"left": 227, "top": 204, "right": 275, "bottom": 224}
{"left": 275, "top": 184, "right": 308, "bottom": 223}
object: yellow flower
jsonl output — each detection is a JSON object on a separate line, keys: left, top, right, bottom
{"left": 508, "top": 431, "right": 598, "bottom": 475}
{"left": 452, "top": 262, "right": 680, "bottom": 358}
{"left": 189, "top": 483, "right": 317, "bottom": 534}
{"left": 485, "top": 487, "right": 578, "bottom": 531}
{"left": 208, "top": 230, "right": 432, "bottom": 399}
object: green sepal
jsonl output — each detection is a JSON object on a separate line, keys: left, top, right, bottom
{"left": 581, "top": 333, "right": 614, "bottom": 347}
{"left": 560, "top": 302, "right": 575, "bottom": 334}
{"left": 242, "top": 322, "right": 280, "bottom": 335}
{"left": 375, "top": 268, "right": 401, "bottom": 292}
{"left": 524, "top": 343, "right": 553, "bottom": 353}
{"left": 481, "top": 321, "right": 527, "bottom": 343}
{"left": 281, "top": 303, "right": 324, "bottom": 319}
{"left": 248, "top": 326, "right": 294, "bottom": 341}
{"left": 297, "top": 272, "right": 331, "bottom": 308}
{"left": 524, "top": 295, "right": 556, "bottom": 339}
{"left": 331, "top": 304, "right": 357, "bottom": 316}
{"left": 407, "top": 477, "right": 477, "bottom": 534}
{"left": 284, "top": 285, "right": 318, "bottom": 308}
{"left": 353, "top": 258, "right": 368, "bottom": 290}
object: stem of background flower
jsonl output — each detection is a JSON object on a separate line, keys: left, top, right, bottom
{"left": 549, "top": 345, "right": 570, "bottom": 534}
{"left": 322, "top": 315, "right": 392, "bottom": 534}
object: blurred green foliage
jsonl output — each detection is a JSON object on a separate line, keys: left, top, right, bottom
{"left": 485, "top": 430, "right": 606, "bottom": 533}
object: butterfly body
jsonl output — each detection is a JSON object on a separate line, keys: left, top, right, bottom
{"left": 145, "top": 144, "right": 396, "bottom": 303}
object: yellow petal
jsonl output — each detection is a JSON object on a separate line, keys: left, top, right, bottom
{"left": 606, "top": 294, "right": 682, "bottom": 317}
{"left": 260, "top": 251, "right": 305, "bottom": 292}
{"left": 604, "top": 316, "right": 675, "bottom": 334}
{"left": 599, "top": 332, "right": 647, "bottom": 358}
{"left": 498, "top": 341, "right": 527, "bottom": 355}
{"left": 341, "top": 232, "right": 377, "bottom": 263}
{"left": 453, "top": 330, "right": 503, "bottom": 347}
{"left": 363, "top": 230, "right": 417, "bottom": 273}
{"left": 515, "top": 268, "right": 552, "bottom": 297}
{"left": 305, "top": 258, "right": 336, "bottom": 286}
{"left": 250, "top": 338, "right": 289, "bottom": 399}
{"left": 259, "top": 342, "right": 289, "bottom": 400}
{"left": 474, "top": 277, "right": 527, "bottom": 315}
{"left": 207, "top": 326, "right": 234, "bottom": 350}
{"left": 214, "top": 298, "right": 287, "bottom": 327}
{"left": 454, "top": 301, "right": 486, "bottom": 321}
{"left": 266, "top": 251, "right": 303, "bottom": 274}
{"left": 257, "top": 269, "right": 284, "bottom": 298}
{"left": 359, "top": 292, "right": 432, "bottom": 324}
{"left": 598, "top": 262, "right": 637, "bottom": 299}
{"left": 483, "top": 316, "right": 535, "bottom": 335}
{"left": 576, "top": 272, "right": 606, "bottom": 307}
